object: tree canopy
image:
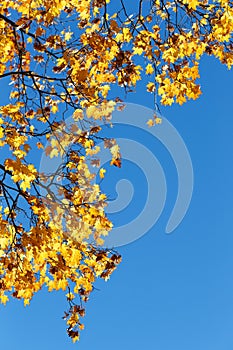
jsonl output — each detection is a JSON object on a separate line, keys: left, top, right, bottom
{"left": 0, "top": 0, "right": 232, "bottom": 342}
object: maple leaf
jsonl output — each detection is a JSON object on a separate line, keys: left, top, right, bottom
{"left": 99, "top": 168, "right": 106, "bottom": 179}
{"left": 0, "top": 0, "right": 232, "bottom": 344}
{"left": 147, "top": 82, "right": 156, "bottom": 92}
{"left": 146, "top": 64, "right": 154, "bottom": 75}
{"left": 147, "top": 119, "right": 155, "bottom": 127}
{"left": 110, "top": 158, "right": 121, "bottom": 168}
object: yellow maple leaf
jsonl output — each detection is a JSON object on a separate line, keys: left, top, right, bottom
{"left": 50, "top": 148, "right": 59, "bottom": 158}
{"left": 0, "top": 126, "right": 4, "bottom": 139}
{"left": 64, "top": 31, "right": 73, "bottom": 41}
{"left": 0, "top": 294, "right": 9, "bottom": 305}
{"left": 146, "top": 64, "right": 154, "bottom": 75}
{"left": 99, "top": 168, "right": 106, "bottom": 179}
{"left": 51, "top": 104, "right": 58, "bottom": 114}
{"left": 147, "top": 119, "right": 155, "bottom": 127}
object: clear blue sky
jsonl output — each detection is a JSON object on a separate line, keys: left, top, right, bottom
{"left": 1, "top": 52, "right": 233, "bottom": 350}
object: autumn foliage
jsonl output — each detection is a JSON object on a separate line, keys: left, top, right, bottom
{"left": 0, "top": 0, "right": 233, "bottom": 342}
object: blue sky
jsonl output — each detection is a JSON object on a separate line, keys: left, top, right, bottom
{"left": 1, "top": 48, "right": 233, "bottom": 350}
